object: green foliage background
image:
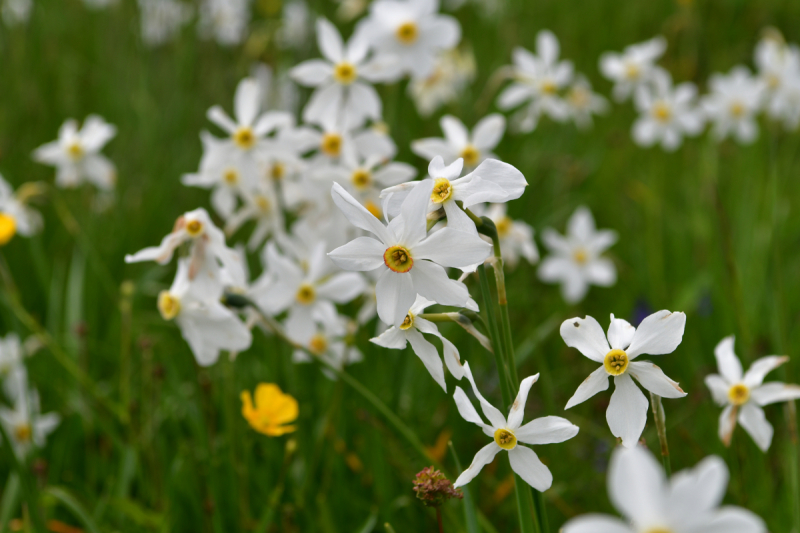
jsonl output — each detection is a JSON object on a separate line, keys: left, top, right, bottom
{"left": 1, "top": 0, "right": 800, "bottom": 531}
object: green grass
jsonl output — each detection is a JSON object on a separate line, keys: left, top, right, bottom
{"left": 1, "top": 0, "right": 800, "bottom": 531}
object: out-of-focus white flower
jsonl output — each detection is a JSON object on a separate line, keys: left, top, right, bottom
{"left": 538, "top": 206, "right": 616, "bottom": 303}
{"left": 408, "top": 47, "right": 476, "bottom": 117}
{"left": 754, "top": 35, "right": 800, "bottom": 131}
{"left": 562, "top": 446, "right": 766, "bottom": 533}
{"left": 333, "top": 0, "right": 368, "bottom": 22}
{"left": 382, "top": 156, "right": 527, "bottom": 235}
{"left": 198, "top": 0, "right": 251, "bottom": 46}
{"left": 632, "top": 69, "right": 704, "bottom": 151}
{"left": 328, "top": 180, "right": 491, "bottom": 326}
{"left": 599, "top": 36, "right": 667, "bottom": 102}
{"left": 157, "top": 257, "right": 252, "bottom": 366}
{"left": 355, "top": 0, "right": 461, "bottom": 81}
{"left": 291, "top": 19, "right": 399, "bottom": 130}
{"left": 137, "top": 0, "right": 192, "bottom": 47}
{"left": 0, "top": 335, "right": 28, "bottom": 402}
{"left": 32, "top": 116, "right": 117, "bottom": 190}
{"left": 560, "top": 311, "right": 687, "bottom": 447}
{"left": 0, "top": 174, "right": 43, "bottom": 245}
{"left": 224, "top": 184, "right": 285, "bottom": 250}
{"left": 705, "top": 336, "right": 800, "bottom": 452}
{"left": 291, "top": 305, "right": 363, "bottom": 376}
{"left": 252, "top": 63, "right": 301, "bottom": 118}
{"left": 565, "top": 76, "right": 609, "bottom": 130}
{"left": 372, "top": 295, "right": 464, "bottom": 391}
{"left": 82, "top": 0, "right": 117, "bottom": 8}
{"left": 453, "top": 362, "right": 579, "bottom": 490}
{"left": 497, "top": 30, "right": 574, "bottom": 132}
{"left": 2, "top": 0, "right": 32, "bottom": 26}
{"left": 472, "top": 203, "right": 537, "bottom": 268}
{"left": 412, "top": 114, "right": 505, "bottom": 168}
{"left": 277, "top": 0, "right": 311, "bottom": 50}
{"left": 0, "top": 385, "right": 60, "bottom": 458}
{"left": 701, "top": 66, "right": 766, "bottom": 144}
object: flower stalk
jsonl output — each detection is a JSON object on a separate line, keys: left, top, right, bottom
{"left": 650, "top": 392, "right": 671, "bottom": 476}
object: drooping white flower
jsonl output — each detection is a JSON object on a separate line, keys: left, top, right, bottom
{"left": 371, "top": 295, "right": 464, "bottom": 391}
{"left": 355, "top": 0, "right": 461, "bottom": 81}
{"left": 411, "top": 114, "right": 505, "bottom": 169}
{"left": 157, "top": 257, "right": 252, "bottom": 366}
{"left": 560, "top": 311, "right": 687, "bottom": 448}
{"left": 701, "top": 66, "right": 766, "bottom": 144}
{"left": 453, "top": 362, "right": 579, "bottom": 490}
{"left": 327, "top": 180, "right": 491, "bottom": 326}
{"left": 754, "top": 35, "right": 800, "bottom": 131}
{"left": 497, "top": 30, "right": 574, "bottom": 132}
{"left": 407, "top": 48, "right": 476, "bottom": 117}
{"left": 565, "top": 76, "right": 609, "bottom": 130}
{"left": 562, "top": 445, "right": 766, "bottom": 533}
{"left": 632, "top": 69, "right": 704, "bottom": 151}
{"left": 538, "top": 206, "right": 616, "bottom": 303}
{"left": 472, "top": 203, "right": 537, "bottom": 268}
{"left": 599, "top": 36, "right": 667, "bottom": 102}
{"left": 197, "top": 0, "right": 251, "bottom": 46}
{"left": 381, "top": 156, "right": 527, "bottom": 235}
{"left": 137, "top": 0, "right": 193, "bottom": 47}
{"left": 291, "top": 19, "right": 399, "bottom": 130}
{"left": 32, "top": 115, "right": 117, "bottom": 190}
{"left": 0, "top": 174, "right": 43, "bottom": 245}
{"left": 0, "top": 385, "right": 60, "bottom": 458}
{"left": 705, "top": 336, "right": 800, "bottom": 452}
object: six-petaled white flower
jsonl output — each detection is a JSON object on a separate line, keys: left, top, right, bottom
{"left": 632, "top": 70, "right": 704, "bottom": 151}
{"left": 701, "top": 66, "right": 766, "bottom": 144}
{"left": 599, "top": 36, "right": 667, "bottom": 102}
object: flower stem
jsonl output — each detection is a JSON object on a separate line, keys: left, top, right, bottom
{"left": 649, "top": 392, "right": 671, "bottom": 476}
{"left": 436, "top": 507, "right": 444, "bottom": 533}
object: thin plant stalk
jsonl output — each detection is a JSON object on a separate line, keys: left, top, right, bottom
{"left": 448, "top": 441, "right": 479, "bottom": 533}
{"left": 436, "top": 507, "right": 444, "bottom": 533}
{"left": 650, "top": 392, "right": 671, "bottom": 476}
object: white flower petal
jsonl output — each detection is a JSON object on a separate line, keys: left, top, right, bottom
{"left": 606, "top": 314, "right": 635, "bottom": 351}
{"left": 704, "top": 374, "right": 731, "bottom": 406}
{"left": 328, "top": 236, "right": 386, "bottom": 271}
{"left": 507, "top": 373, "right": 539, "bottom": 429}
{"left": 411, "top": 138, "right": 457, "bottom": 163}
{"left": 453, "top": 442, "right": 502, "bottom": 488}
{"left": 625, "top": 310, "right": 686, "bottom": 359}
{"left": 743, "top": 355, "right": 788, "bottom": 388}
{"left": 316, "top": 272, "right": 366, "bottom": 303}
{"left": 406, "top": 328, "right": 446, "bottom": 391}
{"left": 508, "top": 445, "right": 553, "bottom": 491}
{"left": 461, "top": 159, "right": 527, "bottom": 202}
{"left": 559, "top": 316, "right": 610, "bottom": 363}
{"left": 666, "top": 455, "right": 728, "bottom": 521}
{"left": 562, "top": 515, "right": 633, "bottom": 533}
{"left": 700, "top": 507, "right": 767, "bottom": 533}
{"left": 628, "top": 361, "right": 686, "bottom": 398}
{"left": 375, "top": 268, "right": 416, "bottom": 327}
{"left": 290, "top": 59, "right": 334, "bottom": 86}
{"left": 409, "top": 260, "right": 470, "bottom": 308}
{"left": 565, "top": 366, "right": 610, "bottom": 409}
{"left": 472, "top": 114, "right": 506, "bottom": 151}
{"left": 207, "top": 106, "right": 238, "bottom": 134}
{"left": 413, "top": 228, "right": 492, "bottom": 268}
{"left": 440, "top": 115, "right": 469, "bottom": 148}
{"left": 462, "top": 362, "right": 507, "bottom": 429}
{"left": 738, "top": 403, "right": 773, "bottom": 452}
{"left": 608, "top": 445, "right": 666, "bottom": 525}
{"left": 750, "top": 382, "right": 800, "bottom": 406}
{"left": 316, "top": 18, "right": 344, "bottom": 63}
{"left": 607, "top": 374, "right": 649, "bottom": 448}
{"left": 370, "top": 327, "right": 407, "bottom": 349}
{"left": 399, "top": 179, "right": 434, "bottom": 245}
{"left": 234, "top": 78, "right": 261, "bottom": 127}
{"left": 453, "top": 386, "right": 493, "bottom": 433}
{"left": 713, "top": 336, "right": 743, "bottom": 384}
{"left": 331, "top": 182, "right": 392, "bottom": 243}
{"left": 515, "top": 416, "right": 579, "bottom": 445}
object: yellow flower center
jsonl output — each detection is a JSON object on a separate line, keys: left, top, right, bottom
{"left": 233, "top": 127, "right": 256, "bottom": 149}
{"left": 365, "top": 200, "right": 382, "bottom": 219}
{"left": 572, "top": 248, "right": 588, "bottom": 264}
{"left": 351, "top": 169, "right": 372, "bottom": 190}
{"left": 309, "top": 334, "right": 328, "bottom": 355}
{"left": 652, "top": 102, "right": 672, "bottom": 123}
{"left": 271, "top": 162, "right": 285, "bottom": 181}
{"left": 396, "top": 21, "right": 419, "bottom": 44}
{"left": 569, "top": 87, "right": 590, "bottom": 108}
{"left": 0, "top": 213, "right": 17, "bottom": 246}
{"left": 729, "top": 101, "right": 745, "bottom": 118}
{"left": 431, "top": 178, "right": 452, "bottom": 204}
{"left": 625, "top": 63, "right": 640, "bottom": 80}
{"left": 14, "top": 423, "right": 31, "bottom": 443}
{"left": 333, "top": 62, "right": 358, "bottom": 85}
{"left": 157, "top": 291, "right": 181, "bottom": 320}
{"left": 728, "top": 383, "right": 750, "bottom": 406}
{"left": 383, "top": 245, "right": 413, "bottom": 273}
{"left": 460, "top": 144, "right": 480, "bottom": 167}
{"left": 493, "top": 428, "right": 517, "bottom": 450}
{"left": 296, "top": 283, "right": 316, "bottom": 305}
{"left": 495, "top": 216, "right": 511, "bottom": 238}
{"left": 67, "top": 142, "right": 84, "bottom": 160}
{"left": 643, "top": 528, "right": 674, "bottom": 533}
{"left": 400, "top": 313, "right": 414, "bottom": 330}
{"left": 185, "top": 219, "right": 204, "bottom": 237}
{"left": 321, "top": 133, "right": 342, "bottom": 157}
{"left": 255, "top": 195, "right": 271, "bottom": 212}
{"left": 223, "top": 169, "right": 239, "bottom": 185}
{"left": 541, "top": 80, "right": 558, "bottom": 94}
{"left": 603, "top": 349, "right": 629, "bottom": 376}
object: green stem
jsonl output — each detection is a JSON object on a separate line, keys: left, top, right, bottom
{"left": 448, "top": 441, "right": 479, "bottom": 533}
{"left": 650, "top": 392, "right": 671, "bottom": 476}
{"left": 477, "top": 265, "right": 513, "bottom": 406}
{"left": 0, "top": 424, "right": 46, "bottom": 532}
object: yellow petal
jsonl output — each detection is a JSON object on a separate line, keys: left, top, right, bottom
{"left": 0, "top": 213, "right": 16, "bottom": 246}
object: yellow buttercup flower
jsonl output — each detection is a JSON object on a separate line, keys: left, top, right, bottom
{"left": 240, "top": 383, "right": 298, "bottom": 436}
{"left": 0, "top": 213, "right": 16, "bottom": 246}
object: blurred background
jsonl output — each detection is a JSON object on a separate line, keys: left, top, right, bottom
{"left": 1, "top": 0, "right": 800, "bottom": 531}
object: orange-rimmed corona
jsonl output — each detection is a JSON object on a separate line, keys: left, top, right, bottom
{"left": 384, "top": 245, "right": 413, "bottom": 273}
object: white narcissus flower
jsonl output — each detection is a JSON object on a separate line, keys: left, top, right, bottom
{"left": 355, "top": 0, "right": 461, "bottom": 81}
{"left": 0, "top": 174, "right": 43, "bottom": 245}
{"left": 291, "top": 305, "right": 363, "bottom": 378}
{"left": 701, "top": 66, "right": 766, "bottom": 144}
{"left": 371, "top": 295, "right": 465, "bottom": 391}
{"left": 327, "top": 180, "right": 491, "bottom": 326}
{"left": 197, "top": 0, "right": 251, "bottom": 46}
{"left": 632, "top": 69, "right": 704, "bottom": 151}
{"left": 158, "top": 257, "right": 252, "bottom": 366}
{"left": 291, "top": 19, "right": 399, "bottom": 130}
{"left": 224, "top": 184, "right": 285, "bottom": 251}
{"left": 32, "top": 115, "right": 117, "bottom": 190}
{"left": 411, "top": 114, "right": 505, "bottom": 169}
{"left": 560, "top": 310, "right": 687, "bottom": 448}
{"left": 0, "top": 386, "right": 60, "bottom": 458}
{"left": 754, "top": 36, "right": 800, "bottom": 131}
{"left": 565, "top": 76, "right": 609, "bottom": 130}
{"left": 473, "top": 203, "right": 537, "bottom": 268}
{"left": 599, "top": 36, "right": 667, "bottom": 102}
{"left": 137, "top": 0, "right": 193, "bottom": 47}
{"left": 497, "top": 30, "right": 574, "bottom": 132}
{"left": 562, "top": 445, "right": 766, "bottom": 533}
{"left": 453, "top": 362, "right": 579, "bottom": 490}
{"left": 381, "top": 156, "right": 527, "bottom": 235}
{"left": 538, "top": 206, "right": 616, "bottom": 304}
{"left": 256, "top": 241, "right": 365, "bottom": 342}
{"left": 705, "top": 336, "right": 800, "bottom": 452}
{"left": 407, "top": 48, "right": 476, "bottom": 117}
